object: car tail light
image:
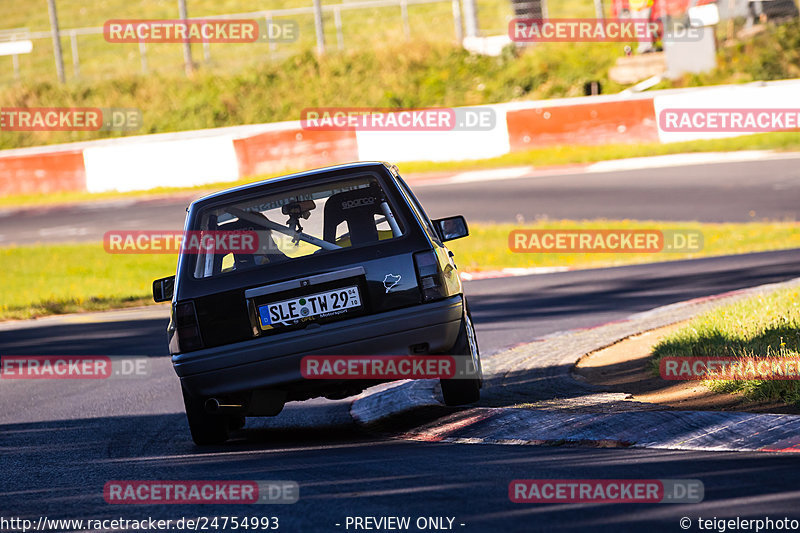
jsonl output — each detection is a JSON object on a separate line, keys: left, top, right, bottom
{"left": 414, "top": 250, "right": 446, "bottom": 302}
{"left": 175, "top": 301, "right": 204, "bottom": 352}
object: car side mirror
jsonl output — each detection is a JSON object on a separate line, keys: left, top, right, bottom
{"left": 433, "top": 215, "right": 469, "bottom": 242}
{"left": 152, "top": 276, "right": 175, "bottom": 303}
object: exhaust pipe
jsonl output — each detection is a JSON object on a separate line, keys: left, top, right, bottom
{"left": 204, "top": 398, "right": 243, "bottom": 414}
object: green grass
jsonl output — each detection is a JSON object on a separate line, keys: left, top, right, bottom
{"left": 650, "top": 287, "right": 800, "bottom": 406}
{"left": 0, "top": 40, "right": 629, "bottom": 150}
{"left": 0, "top": 0, "right": 506, "bottom": 84}
{"left": 446, "top": 220, "right": 800, "bottom": 271}
{"left": 0, "top": 243, "right": 178, "bottom": 320}
{"left": 0, "top": 17, "right": 798, "bottom": 150}
{"left": 398, "top": 132, "right": 800, "bottom": 174}
{"left": 2, "top": 0, "right": 596, "bottom": 36}
{"left": 1, "top": 0, "right": 606, "bottom": 86}
{"left": 2, "top": 220, "right": 798, "bottom": 321}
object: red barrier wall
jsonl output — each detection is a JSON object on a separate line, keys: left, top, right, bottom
{"left": 233, "top": 128, "right": 358, "bottom": 177}
{"left": 0, "top": 150, "right": 86, "bottom": 196}
{"left": 506, "top": 98, "right": 658, "bottom": 150}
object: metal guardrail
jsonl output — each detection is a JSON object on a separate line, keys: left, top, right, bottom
{"left": 0, "top": 29, "right": 32, "bottom": 79}
{"left": 20, "top": 0, "right": 461, "bottom": 39}
{"left": 0, "top": 28, "right": 30, "bottom": 38}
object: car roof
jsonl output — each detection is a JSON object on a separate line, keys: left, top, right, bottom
{"left": 190, "top": 161, "right": 393, "bottom": 208}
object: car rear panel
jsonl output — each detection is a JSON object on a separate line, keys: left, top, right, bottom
{"left": 187, "top": 251, "right": 424, "bottom": 351}
{"left": 173, "top": 295, "right": 465, "bottom": 398}
{"left": 171, "top": 164, "right": 432, "bottom": 353}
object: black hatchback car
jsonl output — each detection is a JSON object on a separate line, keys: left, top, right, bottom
{"left": 153, "top": 162, "right": 482, "bottom": 444}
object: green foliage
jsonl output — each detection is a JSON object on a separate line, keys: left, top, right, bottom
{"left": 651, "top": 286, "right": 800, "bottom": 406}
{"left": 678, "top": 18, "right": 800, "bottom": 86}
{"left": 3, "top": 221, "right": 799, "bottom": 320}
{"left": 0, "top": 40, "right": 625, "bottom": 149}
{"left": 1, "top": 18, "right": 798, "bottom": 150}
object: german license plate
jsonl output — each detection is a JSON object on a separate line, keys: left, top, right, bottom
{"left": 258, "top": 285, "right": 361, "bottom": 329}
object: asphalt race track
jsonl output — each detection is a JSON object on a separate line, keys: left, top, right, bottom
{"left": 2, "top": 155, "right": 799, "bottom": 245}
{"left": 415, "top": 155, "right": 800, "bottom": 223}
{"left": 3, "top": 248, "right": 800, "bottom": 531}
{"left": 2, "top": 157, "right": 800, "bottom": 532}
{"left": 3, "top": 249, "right": 800, "bottom": 358}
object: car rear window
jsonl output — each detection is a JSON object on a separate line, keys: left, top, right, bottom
{"left": 191, "top": 174, "right": 405, "bottom": 278}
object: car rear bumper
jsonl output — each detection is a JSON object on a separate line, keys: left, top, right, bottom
{"left": 173, "top": 295, "right": 464, "bottom": 398}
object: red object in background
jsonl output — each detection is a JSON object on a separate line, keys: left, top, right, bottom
{"left": 609, "top": 0, "right": 717, "bottom": 19}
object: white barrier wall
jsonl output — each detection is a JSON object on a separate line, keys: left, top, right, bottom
{"left": 654, "top": 80, "right": 800, "bottom": 143}
{"left": 83, "top": 136, "right": 240, "bottom": 193}
{"left": 1, "top": 79, "right": 797, "bottom": 195}
{"left": 355, "top": 107, "right": 511, "bottom": 162}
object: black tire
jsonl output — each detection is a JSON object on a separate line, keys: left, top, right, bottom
{"left": 440, "top": 301, "right": 482, "bottom": 406}
{"left": 181, "top": 385, "right": 230, "bottom": 445}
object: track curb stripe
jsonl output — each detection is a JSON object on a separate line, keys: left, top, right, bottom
{"left": 351, "top": 276, "right": 800, "bottom": 453}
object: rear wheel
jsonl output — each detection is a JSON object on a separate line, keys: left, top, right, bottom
{"left": 181, "top": 385, "right": 230, "bottom": 445}
{"left": 440, "top": 301, "right": 482, "bottom": 406}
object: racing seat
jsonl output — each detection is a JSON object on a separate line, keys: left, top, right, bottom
{"left": 323, "top": 185, "right": 385, "bottom": 246}
{"left": 217, "top": 218, "right": 288, "bottom": 272}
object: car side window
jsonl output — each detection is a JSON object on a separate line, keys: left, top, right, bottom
{"left": 395, "top": 176, "right": 442, "bottom": 246}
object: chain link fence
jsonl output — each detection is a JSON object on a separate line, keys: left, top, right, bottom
{"left": 1, "top": 0, "right": 796, "bottom": 84}
{"left": 0, "top": 0, "right": 499, "bottom": 85}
